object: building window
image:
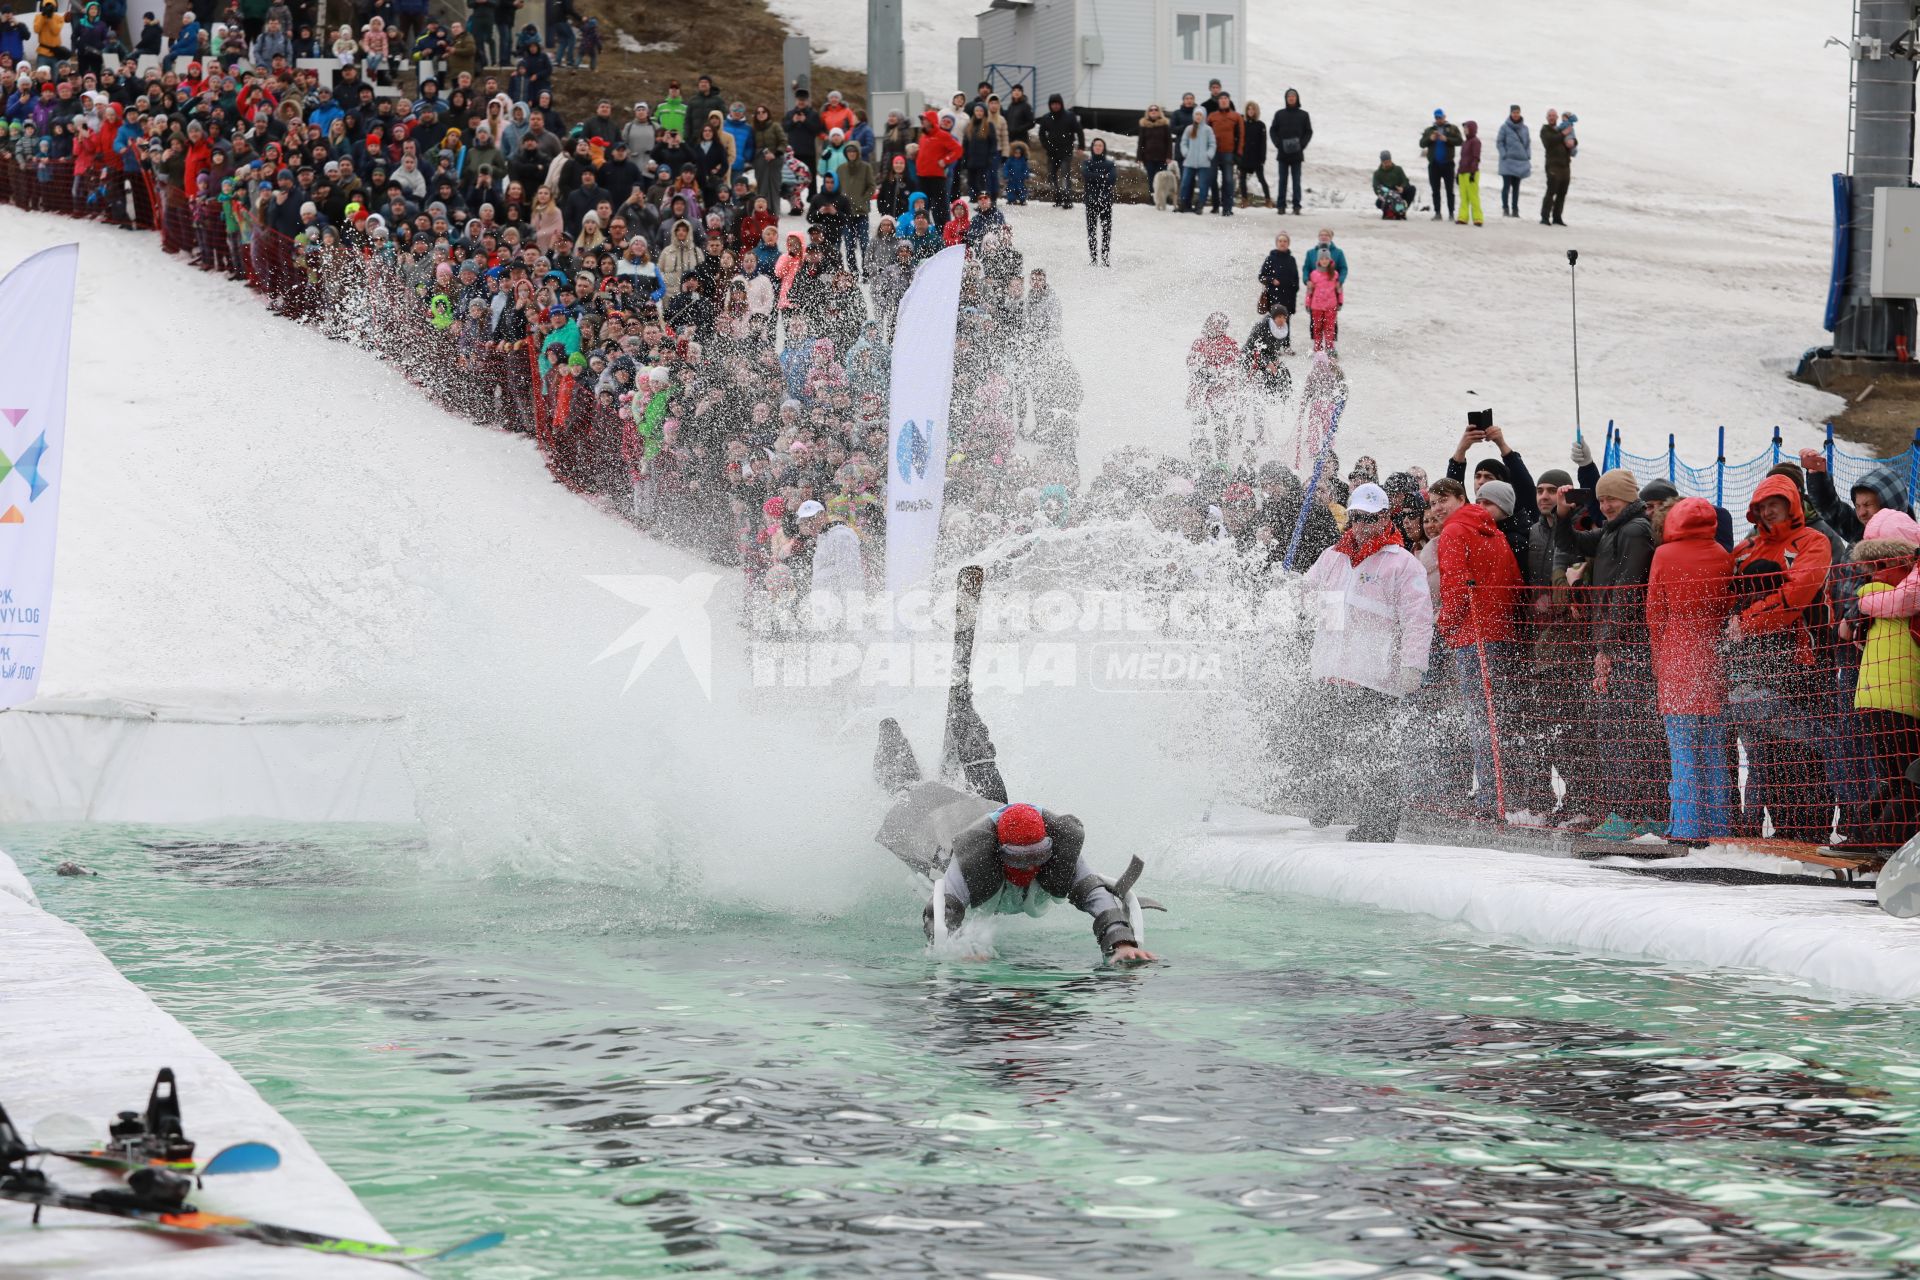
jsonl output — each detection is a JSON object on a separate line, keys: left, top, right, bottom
{"left": 1174, "top": 12, "right": 1234, "bottom": 65}
{"left": 1175, "top": 13, "right": 1202, "bottom": 62}
{"left": 1205, "top": 13, "right": 1234, "bottom": 65}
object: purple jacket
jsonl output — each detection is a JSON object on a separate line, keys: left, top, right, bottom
{"left": 1459, "top": 121, "right": 1482, "bottom": 175}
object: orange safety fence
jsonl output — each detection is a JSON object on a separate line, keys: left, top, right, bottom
{"left": 1386, "top": 557, "right": 1920, "bottom": 858}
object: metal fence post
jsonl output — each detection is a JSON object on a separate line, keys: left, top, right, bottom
{"left": 1772, "top": 427, "right": 1783, "bottom": 466}
{"left": 1668, "top": 433, "right": 1677, "bottom": 483}
{"left": 1908, "top": 428, "right": 1920, "bottom": 514}
{"left": 1825, "top": 422, "right": 1836, "bottom": 476}
{"left": 1715, "top": 426, "right": 1725, "bottom": 508}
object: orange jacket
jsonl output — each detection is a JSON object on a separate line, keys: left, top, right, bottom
{"left": 1731, "top": 473, "right": 1832, "bottom": 658}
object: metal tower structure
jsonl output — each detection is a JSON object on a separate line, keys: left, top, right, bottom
{"left": 868, "top": 0, "right": 904, "bottom": 96}
{"left": 1834, "top": 0, "right": 1920, "bottom": 357}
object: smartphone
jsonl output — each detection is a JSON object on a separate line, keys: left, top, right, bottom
{"left": 1564, "top": 488, "right": 1594, "bottom": 506}
{"left": 1466, "top": 408, "right": 1494, "bottom": 430}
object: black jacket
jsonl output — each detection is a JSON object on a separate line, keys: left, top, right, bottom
{"left": 1081, "top": 152, "right": 1116, "bottom": 207}
{"left": 1809, "top": 460, "right": 1908, "bottom": 545}
{"left": 1269, "top": 96, "right": 1312, "bottom": 158}
{"left": 1003, "top": 96, "right": 1034, "bottom": 143}
{"left": 1239, "top": 120, "right": 1267, "bottom": 168}
{"left": 1036, "top": 106, "right": 1084, "bottom": 157}
{"left": 1258, "top": 249, "right": 1298, "bottom": 313}
{"left": 1565, "top": 500, "right": 1655, "bottom": 652}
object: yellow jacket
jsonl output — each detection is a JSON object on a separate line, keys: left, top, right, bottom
{"left": 1855, "top": 580, "right": 1920, "bottom": 719}
{"left": 33, "top": 9, "right": 64, "bottom": 57}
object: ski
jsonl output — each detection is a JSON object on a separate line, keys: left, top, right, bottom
{"left": 0, "top": 1166, "right": 503, "bottom": 1266}
{"left": 52, "top": 1140, "right": 281, "bottom": 1179}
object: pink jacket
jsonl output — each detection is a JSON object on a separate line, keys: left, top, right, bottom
{"left": 1856, "top": 508, "right": 1920, "bottom": 619}
{"left": 1304, "top": 273, "right": 1343, "bottom": 312}
{"left": 773, "top": 249, "right": 803, "bottom": 309}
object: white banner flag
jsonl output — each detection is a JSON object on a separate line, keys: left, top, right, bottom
{"left": 885, "top": 244, "right": 966, "bottom": 595}
{"left": 0, "top": 244, "right": 79, "bottom": 708}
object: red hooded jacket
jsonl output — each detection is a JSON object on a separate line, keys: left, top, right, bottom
{"left": 1731, "top": 474, "right": 1832, "bottom": 662}
{"left": 1646, "top": 497, "right": 1733, "bottom": 714}
{"left": 1434, "top": 501, "right": 1522, "bottom": 648}
{"left": 914, "top": 111, "right": 963, "bottom": 178}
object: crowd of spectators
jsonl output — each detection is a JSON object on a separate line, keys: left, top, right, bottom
{"left": 0, "top": 8, "right": 1099, "bottom": 630}
{"left": 1276, "top": 417, "right": 1920, "bottom": 857}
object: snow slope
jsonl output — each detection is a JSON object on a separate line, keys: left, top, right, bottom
{"left": 0, "top": 210, "right": 891, "bottom": 901}
{"left": 771, "top": 0, "right": 1855, "bottom": 473}
{"left": 0, "top": 847, "right": 394, "bottom": 1276}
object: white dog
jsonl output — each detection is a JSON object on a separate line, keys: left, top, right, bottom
{"left": 1152, "top": 167, "right": 1179, "bottom": 211}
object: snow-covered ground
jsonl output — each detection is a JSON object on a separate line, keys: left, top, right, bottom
{"left": 0, "top": 848, "right": 393, "bottom": 1276}
{"left": 774, "top": 0, "right": 1854, "bottom": 472}
{"left": 1180, "top": 807, "right": 1920, "bottom": 1003}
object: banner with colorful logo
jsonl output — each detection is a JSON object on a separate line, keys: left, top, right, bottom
{"left": 0, "top": 244, "right": 79, "bottom": 708}
{"left": 885, "top": 244, "right": 966, "bottom": 595}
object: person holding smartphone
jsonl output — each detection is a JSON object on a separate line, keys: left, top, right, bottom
{"left": 1446, "top": 415, "right": 1540, "bottom": 582}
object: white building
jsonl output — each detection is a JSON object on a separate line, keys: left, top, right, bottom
{"left": 975, "top": 0, "right": 1247, "bottom": 128}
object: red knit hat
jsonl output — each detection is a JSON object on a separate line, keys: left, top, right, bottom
{"left": 996, "top": 803, "right": 1047, "bottom": 850}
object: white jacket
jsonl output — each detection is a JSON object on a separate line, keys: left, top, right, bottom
{"left": 1302, "top": 542, "right": 1432, "bottom": 697}
{"left": 809, "top": 521, "right": 866, "bottom": 600}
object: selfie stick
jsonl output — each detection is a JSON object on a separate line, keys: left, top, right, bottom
{"left": 1567, "top": 249, "right": 1582, "bottom": 436}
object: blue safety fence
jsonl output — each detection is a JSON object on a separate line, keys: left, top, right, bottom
{"left": 1597, "top": 421, "right": 1920, "bottom": 518}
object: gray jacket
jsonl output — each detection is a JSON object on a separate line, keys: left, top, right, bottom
{"left": 926, "top": 809, "right": 1138, "bottom": 954}
{"left": 1495, "top": 117, "right": 1531, "bottom": 179}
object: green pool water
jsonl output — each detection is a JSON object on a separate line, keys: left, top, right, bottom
{"left": 8, "top": 822, "right": 1920, "bottom": 1279}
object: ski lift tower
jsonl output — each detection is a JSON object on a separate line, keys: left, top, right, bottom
{"left": 1832, "top": 0, "right": 1920, "bottom": 359}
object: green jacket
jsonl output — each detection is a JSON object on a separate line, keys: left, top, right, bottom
{"left": 655, "top": 96, "right": 687, "bottom": 135}
{"left": 837, "top": 156, "right": 875, "bottom": 211}
{"left": 636, "top": 388, "right": 669, "bottom": 458}
{"left": 1372, "top": 163, "right": 1410, "bottom": 193}
{"left": 538, "top": 316, "right": 580, "bottom": 373}
{"left": 1540, "top": 124, "right": 1572, "bottom": 176}
{"left": 1418, "top": 121, "right": 1463, "bottom": 165}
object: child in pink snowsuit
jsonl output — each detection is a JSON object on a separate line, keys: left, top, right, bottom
{"left": 1305, "top": 259, "right": 1343, "bottom": 352}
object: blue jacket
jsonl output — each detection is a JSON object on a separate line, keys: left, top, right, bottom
{"left": 114, "top": 120, "right": 142, "bottom": 172}
{"left": 894, "top": 189, "right": 927, "bottom": 236}
{"left": 849, "top": 119, "right": 875, "bottom": 161}
{"left": 307, "top": 100, "right": 344, "bottom": 136}
{"left": 722, "top": 117, "right": 753, "bottom": 173}
{"left": 1300, "top": 242, "right": 1347, "bottom": 285}
{"left": 0, "top": 17, "right": 24, "bottom": 61}
{"left": 1495, "top": 117, "right": 1531, "bottom": 179}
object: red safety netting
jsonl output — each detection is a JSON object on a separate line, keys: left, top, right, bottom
{"left": 1399, "top": 555, "right": 1920, "bottom": 858}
